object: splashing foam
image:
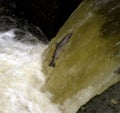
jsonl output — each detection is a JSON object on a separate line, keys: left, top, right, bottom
{"left": 0, "top": 29, "right": 61, "bottom": 113}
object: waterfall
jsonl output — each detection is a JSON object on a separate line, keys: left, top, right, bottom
{"left": 0, "top": 17, "right": 61, "bottom": 113}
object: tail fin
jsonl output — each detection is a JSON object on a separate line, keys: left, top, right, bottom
{"left": 48, "top": 61, "right": 55, "bottom": 67}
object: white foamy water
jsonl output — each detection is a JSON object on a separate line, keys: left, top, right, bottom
{"left": 0, "top": 29, "right": 61, "bottom": 113}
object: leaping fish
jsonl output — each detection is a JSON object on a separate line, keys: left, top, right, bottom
{"left": 49, "top": 33, "right": 73, "bottom": 67}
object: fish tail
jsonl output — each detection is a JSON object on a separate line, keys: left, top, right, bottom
{"left": 48, "top": 61, "right": 55, "bottom": 67}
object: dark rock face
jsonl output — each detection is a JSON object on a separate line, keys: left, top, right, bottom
{"left": 77, "top": 81, "right": 120, "bottom": 113}
{"left": 12, "top": 0, "right": 83, "bottom": 40}
{"left": 0, "top": 0, "right": 16, "bottom": 16}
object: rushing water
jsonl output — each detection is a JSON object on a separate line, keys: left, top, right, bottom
{"left": 0, "top": 17, "right": 61, "bottom": 113}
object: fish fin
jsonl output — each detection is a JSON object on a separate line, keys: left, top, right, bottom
{"left": 48, "top": 61, "right": 55, "bottom": 68}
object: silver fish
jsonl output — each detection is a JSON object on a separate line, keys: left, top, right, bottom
{"left": 49, "top": 33, "right": 73, "bottom": 67}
